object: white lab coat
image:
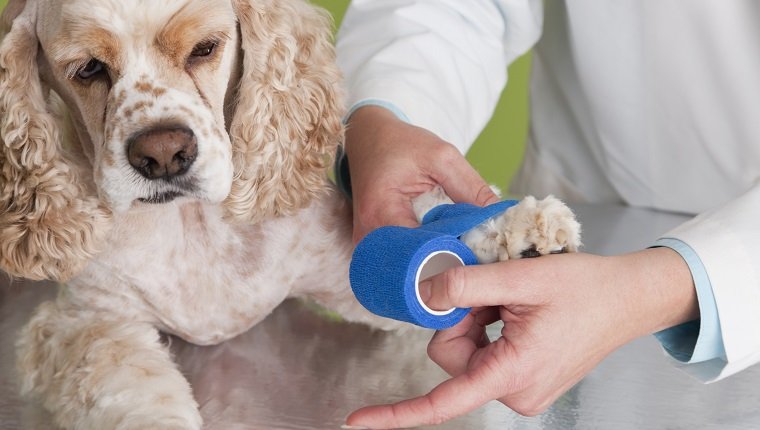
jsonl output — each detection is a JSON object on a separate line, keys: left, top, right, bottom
{"left": 337, "top": 0, "right": 760, "bottom": 381}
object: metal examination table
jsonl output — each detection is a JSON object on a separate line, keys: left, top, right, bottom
{"left": 2, "top": 204, "right": 760, "bottom": 429}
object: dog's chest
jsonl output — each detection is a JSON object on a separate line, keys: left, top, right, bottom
{"left": 76, "top": 202, "right": 335, "bottom": 345}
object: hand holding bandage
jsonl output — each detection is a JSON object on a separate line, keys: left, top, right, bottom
{"left": 349, "top": 200, "right": 518, "bottom": 329}
{"left": 346, "top": 248, "right": 698, "bottom": 429}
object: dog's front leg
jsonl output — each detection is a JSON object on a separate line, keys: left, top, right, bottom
{"left": 16, "top": 300, "right": 202, "bottom": 430}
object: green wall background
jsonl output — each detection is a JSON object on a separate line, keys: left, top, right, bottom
{"left": 0, "top": 0, "right": 528, "bottom": 190}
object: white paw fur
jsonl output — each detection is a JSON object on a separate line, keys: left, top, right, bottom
{"left": 412, "top": 187, "right": 581, "bottom": 264}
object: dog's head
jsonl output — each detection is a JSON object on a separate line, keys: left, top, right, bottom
{"left": 0, "top": 0, "right": 344, "bottom": 280}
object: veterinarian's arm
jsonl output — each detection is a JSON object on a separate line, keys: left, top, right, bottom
{"left": 336, "top": 0, "right": 542, "bottom": 242}
{"left": 337, "top": 0, "right": 541, "bottom": 149}
{"left": 650, "top": 184, "right": 760, "bottom": 382}
{"left": 345, "top": 249, "right": 700, "bottom": 428}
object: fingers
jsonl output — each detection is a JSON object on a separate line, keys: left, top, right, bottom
{"left": 427, "top": 307, "right": 499, "bottom": 376}
{"left": 345, "top": 365, "right": 503, "bottom": 430}
{"left": 419, "top": 263, "right": 529, "bottom": 311}
{"left": 430, "top": 146, "right": 500, "bottom": 207}
{"left": 425, "top": 313, "right": 479, "bottom": 377}
{"left": 344, "top": 105, "right": 499, "bottom": 244}
{"left": 441, "top": 175, "right": 500, "bottom": 208}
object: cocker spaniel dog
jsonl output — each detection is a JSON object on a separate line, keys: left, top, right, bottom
{"left": 0, "top": 0, "right": 580, "bottom": 428}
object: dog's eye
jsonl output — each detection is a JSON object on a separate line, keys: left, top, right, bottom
{"left": 190, "top": 41, "right": 217, "bottom": 58}
{"left": 77, "top": 59, "right": 105, "bottom": 80}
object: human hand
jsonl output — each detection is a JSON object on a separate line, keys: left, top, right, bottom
{"left": 345, "top": 248, "right": 699, "bottom": 429}
{"left": 344, "top": 106, "right": 499, "bottom": 244}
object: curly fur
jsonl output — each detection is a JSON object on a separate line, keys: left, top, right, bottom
{"left": 0, "top": 1, "right": 111, "bottom": 281}
{"left": 225, "top": 0, "right": 344, "bottom": 223}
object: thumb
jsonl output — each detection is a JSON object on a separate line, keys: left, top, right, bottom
{"left": 418, "top": 263, "right": 520, "bottom": 310}
{"left": 437, "top": 162, "right": 500, "bottom": 207}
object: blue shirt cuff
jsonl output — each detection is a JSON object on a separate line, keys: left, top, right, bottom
{"left": 652, "top": 238, "right": 726, "bottom": 363}
{"left": 344, "top": 99, "right": 411, "bottom": 124}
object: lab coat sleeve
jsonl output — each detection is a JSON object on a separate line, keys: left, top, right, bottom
{"left": 656, "top": 184, "right": 760, "bottom": 382}
{"left": 335, "top": 0, "right": 543, "bottom": 153}
{"left": 653, "top": 239, "right": 725, "bottom": 363}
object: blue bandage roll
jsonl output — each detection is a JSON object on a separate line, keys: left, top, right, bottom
{"left": 350, "top": 227, "right": 478, "bottom": 329}
{"left": 350, "top": 200, "right": 518, "bottom": 329}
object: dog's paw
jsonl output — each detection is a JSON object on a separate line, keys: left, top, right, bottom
{"left": 459, "top": 217, "right": 508, "bottom": 263}
{"left": 413, "top": 188, "right": 579, "bottom": 263}
{"left": 499, "top": 195, "right": 581, "bottom": 260}
{"left": 412, "top": 186, "right": 453, "bottom": 223}
{"left": 461, "top": 195, "right": 581, "bottom": 263}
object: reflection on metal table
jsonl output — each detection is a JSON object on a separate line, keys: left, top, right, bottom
{"left": 2, "top": 204, "right": 760, "bottom": 429}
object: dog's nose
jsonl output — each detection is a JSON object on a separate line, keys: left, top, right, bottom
{"left": 127, "top": 127, "right": 198, "bottom": 180}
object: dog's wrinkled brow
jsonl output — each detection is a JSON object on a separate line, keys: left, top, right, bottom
{"left": 47, "top": 0, "right": 236, "bottom": 76}
{"left": 50, "top": 26, "right": 122, "bottom": 78}
{"left": 157, "top": 2, "right": 236, "bottom": 62}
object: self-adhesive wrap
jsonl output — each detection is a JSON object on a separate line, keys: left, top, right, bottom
{"left": 350, "top": 200, "right": 518, "bottom": 329}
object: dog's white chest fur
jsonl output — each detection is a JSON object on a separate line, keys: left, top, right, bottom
{"left": 66, "top": 198, "right": 354, "bottom": 345}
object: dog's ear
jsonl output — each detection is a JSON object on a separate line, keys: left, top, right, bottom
{"left": 226, "top": 0, "right": 344, "bottom": 223}
{"left": 1, "top": 0, "right": 27, "bottom": 31}
{"left": 0, "top": 1, "right": 111, "bottom": 281}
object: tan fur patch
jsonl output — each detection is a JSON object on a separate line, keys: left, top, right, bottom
{"left": 134, "top": 81, "right": 153, "bottom": 93}
{"left": 155, "top": 1, "right": 233, "bottom": 68}
{"left": 52, "top": 26, "right": 123, "bottom": 77}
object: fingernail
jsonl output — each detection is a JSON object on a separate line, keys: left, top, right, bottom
{"left": 419, "top": 279, "right": 432, "bottom": 305}
{"left": 486, "top": 194, "right": 501, "bottom": 205}
{"left": 341, "top": 425, "right": 370, "bottom": 430}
